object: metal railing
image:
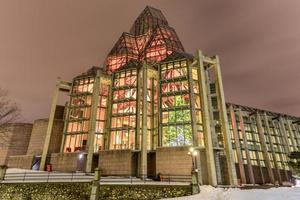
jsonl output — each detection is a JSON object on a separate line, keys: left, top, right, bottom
{"left": 2, "top": 171, "right": 93, "bottom": 183}
{"left": 2, "top": 172, "right": 191, "bottom": 185}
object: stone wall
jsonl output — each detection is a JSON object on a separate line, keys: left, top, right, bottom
{"left": 7, "top": 155, "right": 35, "bottom": 169}
{"left": 156, "top": 146, "right": 192, "bottom": 176}
{"left": 27, "top": 119, "right": 63, "bottom": 156}
{"left": 156, "top": 147, "right": 209, "bottom": 183}
{"left": 99, "top": 150, "right": 135, "bottom": 176}
{"left": 0, "top": 123, "right": 33, "bottom": 166}
{"left": 50, "top": 152, "right": 84, "bottom": 172}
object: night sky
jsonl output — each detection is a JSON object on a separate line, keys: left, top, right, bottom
{"left": 0, "top": 0, "right": 300, "bottom": 122}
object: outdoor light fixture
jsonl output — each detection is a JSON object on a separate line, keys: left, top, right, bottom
{"left": 79, "top": 154, "right": 84, "bottom": 160}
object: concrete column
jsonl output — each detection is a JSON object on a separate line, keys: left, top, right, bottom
{"left": 157, "top": 64, "right": 162, "bottom": 147}
{"left": 40, "top": 81, "right": 60, "bottom": 171}
{"left": 196, "top": 50, "right": 217, "bottom": 186}
{"left": 104, "top": 76, "right": 113, "bottom": 150}
{"left": 136, "top": 68, "right": 143, "bottom": 150}
{"left": 229, "top": 106, "right": 246, "bottom": 184}
{"left": 188, "top": 60, "right": 202, "bottom": 184}
{"left": 255, "top": 112, "right": 275, "bottom": 184}
{"left": 86, "top": 71, "right": 101, "bottom": 173}
{"left": 140, "top": 64, "right": 148, "bottom": 178}
{"left": 238, "top": 110, "right": 255, "bottom": 185}
{"left": 214, "top": 56, "right": 237, "bottom": 186}
{"left": 0, "top": 165, "right": 7, "bottom": 181}
{"left": 90, "top": 168, "right": 101, "bottom": 200}
{"left": 263, "top": 113, "right": 282, "bottom": 184}
{"left": 60, "top": 91, "right": 73, "bottom": 153}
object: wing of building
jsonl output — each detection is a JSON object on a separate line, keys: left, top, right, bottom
{"left": 3, "top": 6, "right": 300, "bottom": 186}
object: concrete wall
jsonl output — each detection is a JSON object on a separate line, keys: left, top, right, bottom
{"left": 50, "top": 152, "right": 84, "bottom": 172}
{"left": 27, "top": 119, "right": 63, "bottom": 156}
{"left": 156, "top": 146, "right": 192, "bottom": 176}
{"left": 99, "top": 150, "right": 134, "bottom": 176}
{"left": 0, "top": 123, "right": 33, "bottom": 166}
{"left": 7, "top": 155, "right": 34, "bottom": 169}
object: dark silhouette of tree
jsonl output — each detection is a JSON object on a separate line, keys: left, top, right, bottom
{"left": 0, "top": 88, "right": 19, "bottom": 148}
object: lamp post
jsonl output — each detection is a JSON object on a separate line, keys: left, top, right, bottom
{"left": 188, "top": 147, "right": 200, "bottom": 194}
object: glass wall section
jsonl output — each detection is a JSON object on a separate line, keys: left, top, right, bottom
{"left": 246, "top": 116, "right": 264, "bottom": 166}
{"left": 270, "top": 120, "right": 289, "bottom": 170}
{"left": 109, "top": 69, "right": 137, "bottom": 149}
{"left": 94, "top": 83, "right": 110, "bottom": 152}
{"left": 228, "top": 116, "right": 238, "bottom": 163}
{"left": 291, "top": 123, "right": 300, "bottom": 150}
{"left": 64, "top": 76, "right": 94, "bottom": 152}
{"left": 159, "top": 60, "right": 193, "bottom": 146}
{"left": 147, "top": 76, "right": 158, "bottom": 150}
{"left": 192, "top": 66, "right": 204, "bottom": 146}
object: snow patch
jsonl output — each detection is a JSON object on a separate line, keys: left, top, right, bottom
{"left": 164, "top": 186, "right": 300, "bottom": 200}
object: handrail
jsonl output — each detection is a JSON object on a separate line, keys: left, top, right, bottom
{"left": 2, "top": 172, "right": 192, "bottom": 184}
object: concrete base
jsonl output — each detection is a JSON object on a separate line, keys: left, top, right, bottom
{"left": 7, "top": 155, "right": 35, "bottom": 169}
{"left": 50, "top": 152, "right": 86, "bottom": 172}
{"left": 156, "top": 146, "right": 192, "bottom": 176}
{"left": 98, "top": 149, "right": 137, "bottom": 176}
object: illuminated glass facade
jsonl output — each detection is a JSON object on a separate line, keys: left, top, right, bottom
{"left": 55, "top": 6, "right": 300, "bottom": 185}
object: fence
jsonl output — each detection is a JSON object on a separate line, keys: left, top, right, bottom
{"left": 2, "top": 171, "right": 191, "bottom": 185}
{"left": 2, "top": 171, "right": 93, "bottom": 183}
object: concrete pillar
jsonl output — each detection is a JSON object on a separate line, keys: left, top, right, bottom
{"left": 188, "top": 60, "right": 202, "bottom": 184}
{"left": 86, "top": 71, "right": 101, "bottom": 173}
{"left": 229, "top": 105, "right": 246, "bottom": 184}
{"left": 196, "top": 50, "right": 217, "bottom": 186}
{"left": 40, "top": 81, "right": 60, "bottom": 171}
{"left": 104, "top": 76, "right": 113, "bottom": 150}
{"left": 0, "top": 165, "right": 7, "bottom": 181}
{"left": 263, "top": 113, "right": 282, "bottom": 184}
{"left": 238, "top": 110, "right": 255, "bottom": 185}
{"left": 60, "top": 92, "right": 73, "bottom": 153}
{"left": 191, "top": 170, "right": 200, "bottom": 194}
{"left": 90, "top": 168, "right": 101, "bottom": 200}
{"left": 255, "top": 112, "right": 275, "bottom": 184}
{"left": 214, "top": 56, "right": 237, "bottom": 186}
{"left": 140, "top": 64, "right": 148, "bottom": 178}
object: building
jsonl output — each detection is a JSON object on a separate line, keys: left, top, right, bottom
{"left": 4, "top": 6, "right": 300, "bottom": 186}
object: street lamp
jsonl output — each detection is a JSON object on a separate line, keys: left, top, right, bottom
{"left": 188, "top": 147, "right": 200, "bottom": 194}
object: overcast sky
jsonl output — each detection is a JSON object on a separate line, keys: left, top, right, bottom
{"left": 0, "top": 0, "right": 300, "bottom": 122}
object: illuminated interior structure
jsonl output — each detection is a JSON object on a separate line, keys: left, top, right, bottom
{"left": 38, "top": 6, "right": 300, "bottom": 186}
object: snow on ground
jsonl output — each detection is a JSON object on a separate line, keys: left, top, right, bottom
{"left": 6, "top": 168, "right": 40, "bottom": 173}
{"left": 165, "top": 186, "right": 300, "bottom": 200}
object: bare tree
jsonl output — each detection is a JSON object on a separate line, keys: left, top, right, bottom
{"left": 0, "top": 88, "right": 19, "bottom": 148}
